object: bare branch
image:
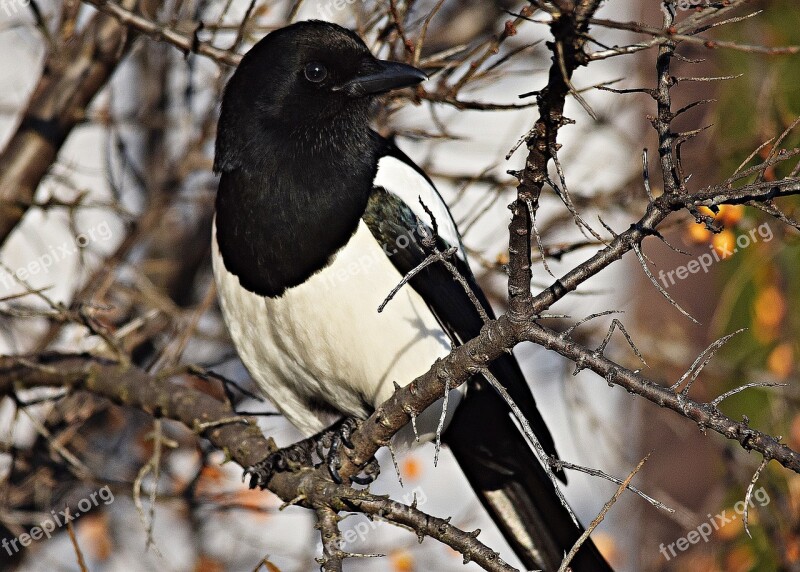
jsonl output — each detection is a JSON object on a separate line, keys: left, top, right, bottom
{"left": 80, "top": 0, "right": 242, "bottom": 66}
{"left": 743, "top": 458, "right": 769, "bottom": 538}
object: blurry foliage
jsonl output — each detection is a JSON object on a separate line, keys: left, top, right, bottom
{"left": 671, "top": 1, "right": 800, "bottom": 568}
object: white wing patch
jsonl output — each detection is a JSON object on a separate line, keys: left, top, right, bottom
{"left": 372, "top": 155, "right": 465, "bottom": 260}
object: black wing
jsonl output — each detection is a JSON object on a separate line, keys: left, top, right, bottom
{"left": 361, "top": 138, "right": 612, "bottom": 571}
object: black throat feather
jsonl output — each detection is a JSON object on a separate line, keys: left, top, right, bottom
{"left": 215, "top": 116, "right": 381, "bottom": 298}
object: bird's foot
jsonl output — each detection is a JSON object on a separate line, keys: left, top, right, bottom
{"left": 243, "top": 417, "right": 380, "bottom": 489}
{"left": 243, "top": 438, "right": 315, "bottom": 490}
{"left": 324, "top": 417, "right": 381, "bottom": 485}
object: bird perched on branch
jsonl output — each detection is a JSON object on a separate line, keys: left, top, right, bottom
{"left": 212, "top": 19, "right": 611, "bottom": 571}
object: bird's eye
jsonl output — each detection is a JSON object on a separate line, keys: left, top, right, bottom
{"left": 304, "top": 62, "right": 328, "bottom": 83}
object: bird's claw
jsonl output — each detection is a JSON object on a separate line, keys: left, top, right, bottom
{"left": 325, "top": 417, "right": 380, "bottom": 485}
{"left": 243, "top": 440, "right": 314, "bottom": 489}
{"left": 242, "top": 417, "right": 380, "bottom": 488}
{"left": 349, "top": 458, "right": 381, "bottom": 485}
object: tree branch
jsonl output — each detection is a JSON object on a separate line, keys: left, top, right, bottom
{"left": 0, "top": 353, "right": 517, "bottom": 571}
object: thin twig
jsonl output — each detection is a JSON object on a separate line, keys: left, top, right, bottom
{"left": 711, "top": 382, "right": 787, "bottom": 408}
{"left": 481, "top": 369, "right": 578, "bottom": 526}
{"left": 557, "top": 454, "right": 650, "bottom": 572}
{"left": 550, "top": 457, "right": 672, "bottom": 512}
{"left": 66, "top": 519, "right": 89, "bottom": 572}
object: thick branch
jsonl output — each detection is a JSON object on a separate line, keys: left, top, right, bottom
{"left": 508, "top": 1, "right": 601, "bottom": 318}
{"left": 0, "top": 8, "right": 140, "bottom": 247}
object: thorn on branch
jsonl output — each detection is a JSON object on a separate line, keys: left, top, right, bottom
{"left": 377, "top": 246, "right": 458, "bottom": 313}
{"left": 710, "top": 381, "right": 787, "bottom": 408}
{"left": 558, "top": 454, "right": 650, "bottom": 572}
{"left": 671, "top": 329, "right": 746, "bottom": 393}
{"left": 549, "top": 455, "right": 673, "bottom": 513}
{"left": 594, "top": 318, "right": 648, "bottom": 370}
{"left": 743, "top": 458, "right": 769, "bottom": 538}
{"left": 632, "top": 243, "right": 699, "bottom": 324}
{"left": 642, "top": 148, "right": 654, "bottom": 201}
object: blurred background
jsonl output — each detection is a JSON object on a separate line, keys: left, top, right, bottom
{"left": 0, "top": 0, "right": 798, "bottom": 570}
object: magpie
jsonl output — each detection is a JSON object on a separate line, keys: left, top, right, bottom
{"left": 212, "top": 20, "right": 612, "bottom": 571}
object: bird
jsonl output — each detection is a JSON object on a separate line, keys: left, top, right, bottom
{"left": 211, "top": 19, "right": 612, "bottom": 572}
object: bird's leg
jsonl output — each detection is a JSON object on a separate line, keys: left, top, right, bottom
{"left": 243, "top": 417, "right": 379, "bottom": 489}
{"left": 325, "top": 417, "right": 380, "bottom": 485}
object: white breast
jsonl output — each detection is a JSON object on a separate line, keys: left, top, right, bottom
{"left": 212, "top": 220, "right": 463, "bottom": 443}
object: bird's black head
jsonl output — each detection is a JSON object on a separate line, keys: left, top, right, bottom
{"left": 214, "top": 20, "right": 427, "bottom": 173}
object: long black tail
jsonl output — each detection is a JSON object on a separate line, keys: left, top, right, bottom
{"left": 443, "top": 354, "right": 612, "bottom": 571}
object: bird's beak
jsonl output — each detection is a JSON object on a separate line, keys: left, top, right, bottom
{"left": 336, "top": 59, "right": 427, "bottom": 97}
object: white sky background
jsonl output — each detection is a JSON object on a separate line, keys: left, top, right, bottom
{"left": 0, "top": 1, "right": 653, "bottom": 570}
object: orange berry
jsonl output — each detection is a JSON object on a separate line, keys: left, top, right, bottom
{"left": 78, "top": 512, "right": 112, "bottom": 561}
{"left": 390, "top": 550, "right": 414, "bottom": 572}
{"left": 687, "top": 223, "right": 712, "bottom": 243}
{"left": 768, "top": 343, "right": 793, "bottom": 380}
{"left": 755, "top": 286, "right": 786, "bottom": 330}
{"left": 725, "top": 545, "right": 755, "bottom": 572}
{"left": 194, "top": 555, "right": 225, "bottom": 572}
{"left": 711, "top": 230, "right": 736, "bottom": 258}
{"left": 719, "top": 204, "right": 745, "bottom": 225}
{"left": 591, "top": 532, "right": 619, "bottom": 566}
{"left": 716, "top": 511, "right": 744, "bottom": 540}
{"left": 200, "top": 464, "right": 225, "bottom": 483}
{"left": 496, "top": 251, "right": 509, "bottom": 266}
{"left": 787, "top": 534, "right": 800, "bottom": 563}
{"left": 233, "top": 487, "right": 272, "bottom": 518}
{"left": 697, "top": 205, "right": 716, "bottom": 218}
{"left": 402, "top": 456, "right": 422, "bottom": 481}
